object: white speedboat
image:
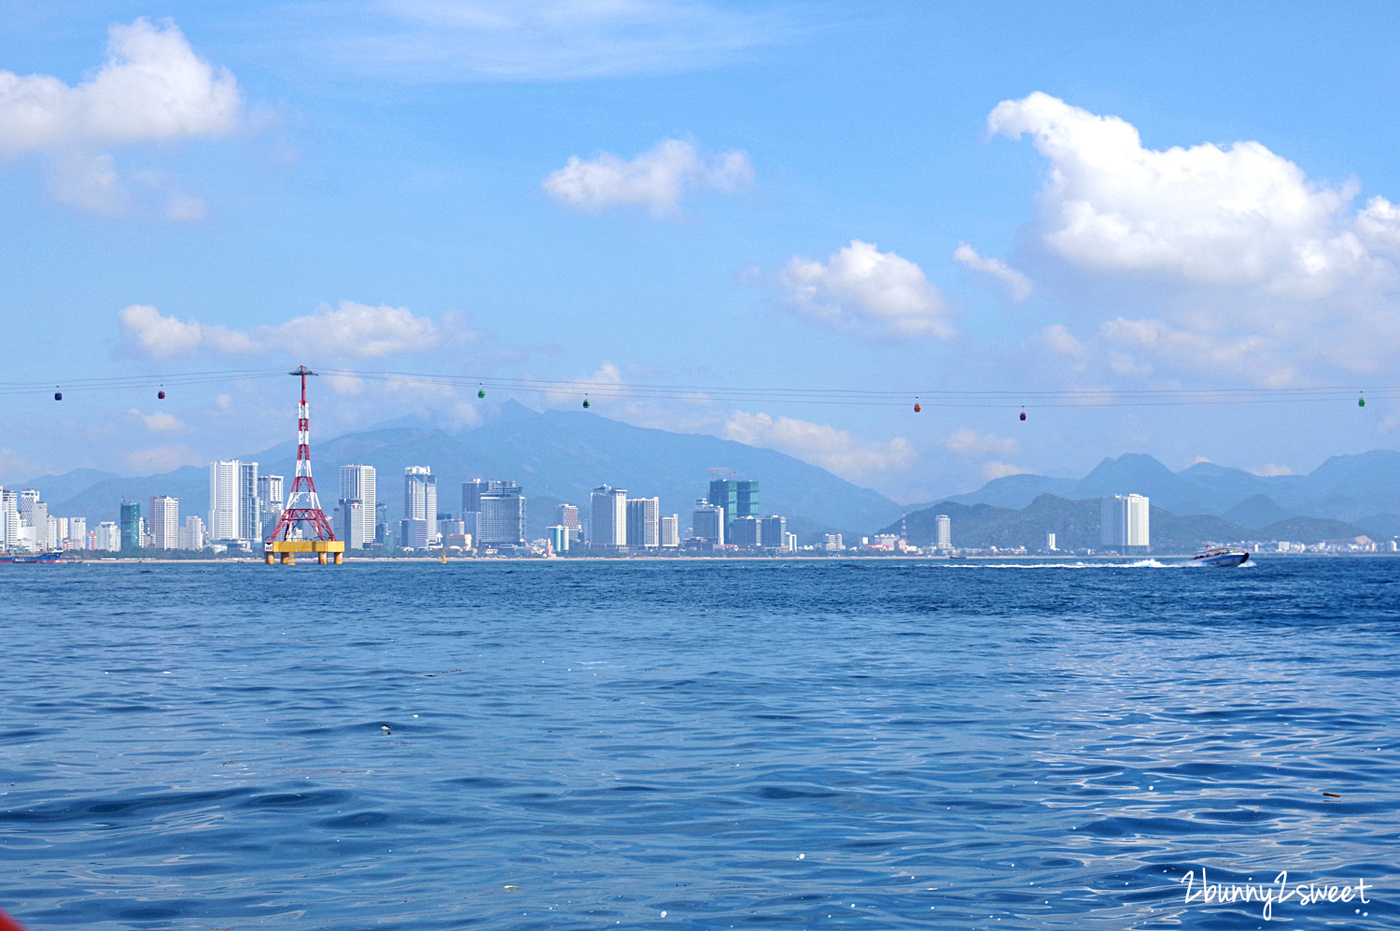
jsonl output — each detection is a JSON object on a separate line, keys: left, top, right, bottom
{"left": 1191, "top": 546, "right": 1249, "bottom": 567}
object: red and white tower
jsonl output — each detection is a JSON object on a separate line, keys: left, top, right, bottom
{"left": 266, "top": 366, "right": 342, "bottom": 564}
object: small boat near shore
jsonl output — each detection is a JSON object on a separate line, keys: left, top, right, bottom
{"left": 1191, "top": 547, "right": 1249, "bottom": 567}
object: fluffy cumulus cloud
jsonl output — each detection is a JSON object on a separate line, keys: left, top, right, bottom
{"left": 542, "top": 138, "right": 753, "bottom": 217}
{"left": 980, "top": 461, "right": 1032, "bottom": 481}
{"left": 127, "top": 408, "right": 184, "bottom": 432}
{"left": 120, "top": 302, "right": 459, "bottom": 359}
{"left": 952, "top": 244, "right": 1032, "bottom": 301}
{"left": 0, "top": 18, "right": 240, "bottom": 215}
{"left": 724, "top": 411, "right": 915, "bottom": 479}
{"left": 783, "top": 240, "right": 954, "bottom": 339}
{"left": 990, "top": 92, "right": 1400, "bottom": 382}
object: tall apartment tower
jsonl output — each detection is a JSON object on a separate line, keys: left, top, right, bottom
{"left": 626, "top": 497, "right": 659, "bottom": 549}
{"left": 119, "top": 501, "right": 141, "bottom": 550}
{"left": 257, "top": 474, "right": 284, "bottom": 533}
{"left": 1101, "top": 494, "right": 1150, "bottom": 552}
{"left": 148, "top": 495, "right": 180, "bottom": 550}
{"left": 707, "top": 477, "right": 759, "bottom": 532}
{"left": 692, "top": 499, "right": 725, "bottom": 544}
{"left": 590, "top": 486, "right": 628, "bottom": 548}
{"left": 210, "top": 460, "right": 259, "bottom": 542}
{"left": 181, "top": 515, "right": 206, "bottom": 551}
{"left": 935, "top": 514, "right": 952, "bottom": 550}
{"left": 339, "top": 465, "right": 376, "bottom": 549}
{"left": 404, "top": 467, "right": 437, "bottom": 539}
{"left": 729, "top": 515, "right": 761, "bottom": 548}
{"left": 479, "top": 484, "right": 526, "bottom": 546}
{"left": 761, "top": 515, "right": 787, "bottom": 550}
{"left": 659, "top": 514, "right": 680, "bottom": 548}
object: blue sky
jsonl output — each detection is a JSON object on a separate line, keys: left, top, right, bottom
{"left": 3, "top": 0, "right": 1400, "bottom": 502}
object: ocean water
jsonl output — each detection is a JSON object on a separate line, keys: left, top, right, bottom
{"left": 1, "top": 558, "right": 1396, "bottom": 930}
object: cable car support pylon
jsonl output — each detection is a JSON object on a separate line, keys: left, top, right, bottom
{"left": 265, "top": 366, "right": 343, "bottom": 566}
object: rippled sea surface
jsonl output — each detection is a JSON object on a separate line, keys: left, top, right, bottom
{"left": 2, "top": 558, "right": 1398, "bottom": 930}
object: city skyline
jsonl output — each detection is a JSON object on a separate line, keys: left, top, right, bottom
{"left": 3, "top": 4, "right": 1400, "bottom": 503}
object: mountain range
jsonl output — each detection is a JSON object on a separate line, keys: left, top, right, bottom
{"left": 922, "top": 451, "right": 1400, "bottom": 528}
{"left": 20, "top": 402, "right": 905, "bottom": 540}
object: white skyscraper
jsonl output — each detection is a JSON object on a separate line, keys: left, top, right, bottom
{"left": 180, "top": 516, "right": 206, "bottom": 551}
{"left": 66, "top": 517, "right": 86, "bottom": 550}
{"left": 626, "top": 497, "right": 659, "bottom": 549}
{"left": 659, "top": 514, "right": 680, "bottom": 548}
{"left": 1101, "top": 494, "right": 1150, "bottom": 552}
{"left": 210, "top": 461, "right": 260, "bottom": 542}
{"left": 149, "top": 495, "right": 180, "bottom": 550}
{"left": 340, "top": 465, "right": 376, "bottom": 548}
{"left": 404, "top": 467, "right": 437, "bottom": 539}
{"left": 935, "top": 514, "right": 952, "bottom": 550}
{"left": 95, "top": 521, "right": 121, "bottom": 552}
{"left": 591, "top": 486, "right": 628, "bottom": 548}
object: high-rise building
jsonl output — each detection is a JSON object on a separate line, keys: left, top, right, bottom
{"left": 95, "top": 521, "right": 121, "bottom": 552}
{"left": 339, "top": 465, "right": 376, "bottom": 548}
{"left": 210, "top": 460, "right": 259, "bottom": 542}
{"left": 337, "top": 499, "right": 366, "bottom": 549}
{"left": 149, "top": 495, "right": 180, "bottom": 549}
{"left": 478, "top": 485, "right": 526, "bottom": 546}
{"left": 30, "top": 503, "right": 49, "bottom": 550}
{"left": 399, "top": 517, "right": 429, "bottom": 550}
{"left": 66, "top": 517, "right": 86, "bottom": 550}
{"left": 760, "top": 516, "right": 786, "bottom": 550}
{"left": 626, "top": 497, "right": 659, "bottom": 549}
{"left": 1046, "top": 532, "right": 1057, "bottom": 552}
{"left": 935, "top": 514, "right": 951, "bottom": 550}
{"left": 555, "top": 503, "right": 581, "bottom": 544}
{"left": 180, "top": 515, "right": 206, "bottom": 551}
{"left": 590, "top": 486, "right": 628, "bottom": 548}
{"left": 258, "top": 474, "right": 284, "bottom": 533}
{"left": 375, "top": 502, "right": 388, "bottom": 544}
{"left": 659, "top": 514, "right": 680, "bottom": 548}
{"left": 707, "top": 477, "right": 759, "bottom": 532}
{"left": 729, "top": 515, "right": 761, "bottom": 548}
{"left": 120, "top": 501, "right": 141, "bottom": 550}
{"left": 0, "top": 490, "right": 16, "bottom": 550}
{"left": 547, "top": 525, "right": 570, "bottom": 553}
{"left": 1101, "top": 494, "right": 1150, "bottom": 552}
{"left": 692, "top": 499, "right": 725, "bottom": 544}
{"left": 18, "top": 489, "right": 39, "bottom": 527}
{"left": 405, "top": 467, "right": 437, "bottom": 539}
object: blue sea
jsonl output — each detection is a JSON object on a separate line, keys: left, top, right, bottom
{"left": 1, "top": 558, "right": 1396, "bottom": 930}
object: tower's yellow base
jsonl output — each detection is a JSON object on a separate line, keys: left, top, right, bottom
{"left": 264, "top": 540, "right": 345, "bottom": 565}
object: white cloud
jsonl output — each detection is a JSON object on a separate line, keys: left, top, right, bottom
{"left": 0, "top": 18, "right": 240, "bottom": 155}
{"left": 943, "top": 428, "right": 1019, "bottom": 458}
{"left": 989, "top": 92, "right": 1400, "bottom": 383}
{"left": 782, "top": 240, "right": 954, "bottom": 339}
{"left": 986, "top": 91, "right": 1376, "bottom": 291}
{"left": 980, "top": 461, "right": 1032, "bottom": 481}
{"left": 1249, "top": 464, "right": 1295, "bottom": 477}
{"left": 724, "top": 411, "right": 915, "bottom": 479}
{"left": 953, "top": 243, "right": 1032, "bottom": 301}
{"left": 1038, "top": 323, "right": 1089, "bottom": 358}
{"left": 310, "top": 0, "right": 787, "bottom": 82}
{"left": 120, "top": 301, "right": 463, "bottom": 360}
{"left": 0, "top": 19, "right": 240, "bottom": 215}
{"left": 542, "top": 138, "right": 753, "bottom": 216}
{"left": 126, "top": 443, "right": 202, "bottom": 473}
{"left": 127, "top": 409, "right": 184, "bottom": 432}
